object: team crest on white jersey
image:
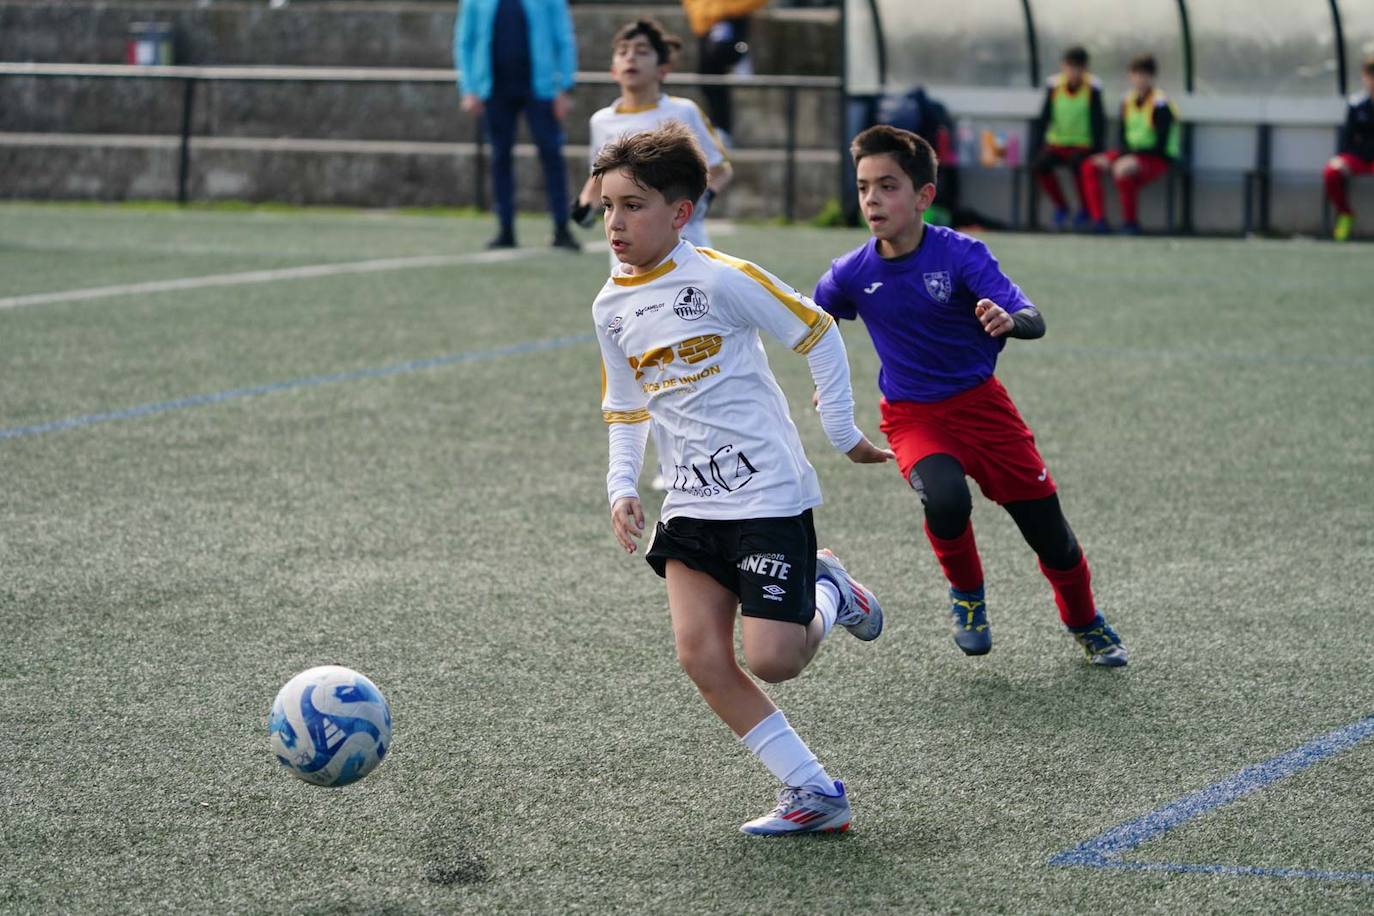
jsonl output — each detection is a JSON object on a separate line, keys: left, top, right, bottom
{"left": 606, "top": 315, "right": 624, "bottom": 335}
{"left": 673, "top": 286, "right": 710, "bottom": 320}
{"left": 923, "top": 271, "right": 952, "bottom": 303}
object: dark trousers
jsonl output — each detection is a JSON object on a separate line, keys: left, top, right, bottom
{"left": 483, "top": 92, "right": 569, "bottom": 232}
{"left": 697, "top": 17, "right": 751, "bottom": 136}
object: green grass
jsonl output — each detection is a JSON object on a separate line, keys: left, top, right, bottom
{"left": 2, "top": 202, "right": 1373, "bottom": 914}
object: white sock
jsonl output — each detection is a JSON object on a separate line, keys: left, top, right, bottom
{"left": 814, "top": 578, "right": 841, "bottom": 637}
{"left": 741, "top": 710, "right": 834, "bottom": 792}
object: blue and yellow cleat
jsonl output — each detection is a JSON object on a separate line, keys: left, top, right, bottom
{"left": 1334, "top": 212, "right": 1354, "bottom": 242}
{"left": 949, "top": 586, "right": 991, "bottom": 656}
{"left": 1067, "top": 613, "right": 1128, "bottom": 667}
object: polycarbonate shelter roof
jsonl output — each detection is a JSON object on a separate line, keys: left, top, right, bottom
{"left": 845, "top": 0, "right": 1372, "bottom": 99}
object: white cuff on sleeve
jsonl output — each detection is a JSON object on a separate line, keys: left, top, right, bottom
{"left": 805, "top": 323, "right": 866, "bottom": 453}
{"left": 606, "top": 420, "right": 650, "bottom": 506}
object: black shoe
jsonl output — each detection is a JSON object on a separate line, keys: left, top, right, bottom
{"left": 551, "top": 225, "right": 581, "bottom": 252}
{"left": 486, "top": 230, "right": 517, "bottom": 249}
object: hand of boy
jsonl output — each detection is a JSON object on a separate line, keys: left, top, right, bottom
{"left": 975, "top": 298, "right": 1015, "bottom": 337}
{"left": 553, "top": 92, "right": 573, "bottom": 122}
{"left": 846, "top": 437, "right": 895, "bottom": 464}
{"left": 611, "top": 496, "right": 646, "bottom": 553}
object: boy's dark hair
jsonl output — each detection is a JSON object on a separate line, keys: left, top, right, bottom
{"left": 592, "top": 121, "right": 708, "bottom": 204}
{"left": 613, "top": 19, "right": 670, "bottom": 66}
{"left": 1128, "top": 53, "right": 1158, "bottom": 76}
{"left": 663, "top": 32, "right": 684, "bottom": 62}
{"left": 1063, "top": 46, "right": 1090, "bottom": 68}
{"left": 1364, "top": 56, "right": 1374, "bottom": 76}
{"left": 850, "top": 125, "right": 938, "bottom": 190}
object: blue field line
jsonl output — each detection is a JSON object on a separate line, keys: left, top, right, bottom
{"left": 1050, "top": 713, "right": 1374, "bottom": 882}
{"left": 1075, "top": 859, "right": 1374, "bottom": 883}
{"left": 0, "top": 333, "right": 594, "bottom": 442}
{"left": 1023, "top": 344, "right": 1374, "bottom": 370}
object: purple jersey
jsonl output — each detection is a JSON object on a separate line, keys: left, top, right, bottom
{"left": 814, "top": 226, "right": 1034, "bottom": 404}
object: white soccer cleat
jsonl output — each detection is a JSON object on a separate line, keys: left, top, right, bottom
{"left": 739, "top": 781, "right": 852, "bottom": 836}
{"left": 816, "top": 548, "right": 884, "bottom": 641}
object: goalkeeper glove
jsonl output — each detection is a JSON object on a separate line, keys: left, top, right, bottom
{"left": 570, "top": 200, "right": 599, "bottom": 228}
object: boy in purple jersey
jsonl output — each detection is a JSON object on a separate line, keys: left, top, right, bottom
{"left": 814, "top": 125, "right": 1127, "bottom": 665}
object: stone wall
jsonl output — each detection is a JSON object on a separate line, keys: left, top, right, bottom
{"left": 0, "top": 135, "right": 840, "bottom": 219}
{"left": 0, "top": 1, "right": 839, "bottom": 74}
{"left": 0, "top": 1, "right": 843, "bottom": 216}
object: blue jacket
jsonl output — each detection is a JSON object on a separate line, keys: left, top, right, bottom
{"left": 454, "top": 0, "right": 577, "bottom": 101}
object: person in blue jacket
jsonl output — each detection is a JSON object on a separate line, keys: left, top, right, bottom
{"left": 456, "top": 0, "right": 580, "bottom": 251}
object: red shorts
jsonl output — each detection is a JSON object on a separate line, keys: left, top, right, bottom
{"left": 1330, "top": 153, "right": 1374, "bottom": 175}
{"left": 1100, "top": 149, "right": 1171, "bottom": 183}
{"left": 878, "top": 376, "right": 1057, "bottom": 506}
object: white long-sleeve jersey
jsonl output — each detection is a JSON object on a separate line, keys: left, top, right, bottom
{"left": 595, "top": 239, "right": 864, "bottom": 523}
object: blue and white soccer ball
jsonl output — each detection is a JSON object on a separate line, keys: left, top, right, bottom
{"left": 269, "top": 665, "right": 392, "bottom": 788}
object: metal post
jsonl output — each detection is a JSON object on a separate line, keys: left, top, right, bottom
{"left": 1257, "top": 122, "right": 1272, "bottom": 234}
{"left": 1181, "top": 122, "right": 1194, "bottom": 233}
{"left": 177, "top": 77, "right": 196, "bottom": 205}
{"left": 1019, "top": 0, "right": 1040, "bottom": 90}
{"left": 1329, "top": 0, "right": 1348, "bottom": 97}
{"left": 784, "top": 86, "right": 798, "bottom": 223}
{"left": 838, "top": 2, "right": 850, "bottom": 213}
{"left": 1174, "top": 0, "right": 1195, "bottom": 93}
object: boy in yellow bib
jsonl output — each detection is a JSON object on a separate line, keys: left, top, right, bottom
{"left": 1031, "top": 46, "right": 1106, "bottom": 230}
{"left": 1080, "top": 54, "right": 1179, "bottom": 234}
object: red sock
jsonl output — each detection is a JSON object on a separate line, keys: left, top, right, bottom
{"left": 1070, "top": 161, "right": 1092, "bottom": 213}
{"left": 925, "top": 522, "right": 984, "bottom": 593}
{"left": 1081, "top": 161, "right": 1106, "bottom": 221}
{"left": 1115, "top": 173, "right": 1141, "bottom": 224}
{"left": 1039, "top": 554, "right": 1097, "bottom": 628}
{"left": 1036, "top": 171, "right": 1069, "bottom": 212}
{"left": 1324, "top": 163, "right": 1352, "bottom": 216}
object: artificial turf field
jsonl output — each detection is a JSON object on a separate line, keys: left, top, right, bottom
{"left": 2, "top": 201, "right": 1372, "bottom": 914}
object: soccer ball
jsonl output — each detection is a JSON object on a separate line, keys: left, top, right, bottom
{"left": 269, "top": 665, "right": 392, "bottom": 787}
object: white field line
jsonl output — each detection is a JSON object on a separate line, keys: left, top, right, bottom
{"left": 0, "top": 247, "right": 536, "bottom": 310}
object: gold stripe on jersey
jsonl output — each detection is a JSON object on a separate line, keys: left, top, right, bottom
{"left": 792, "top": 312, "right": 835, "bottom": 355}
{"left": 602, "top": 407, "right": 651, "bottom": 424}
{"left": 696, "top": 247, "right": 831, "bottom": 351}
{"left": 682, "top": 97, "right": 731, "bottom": 164}
{"left": 612, "top": 258, "right": 678, "bottom": 286}
{"left": 614, "top": 99, "right": 662, "bottom": 114}
{"left": 601, "top": 358, "right": 650, "bottom": 423}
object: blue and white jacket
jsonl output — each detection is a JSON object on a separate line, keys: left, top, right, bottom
{"left": 454, "top": 0, "right": 577, "bottom": 101}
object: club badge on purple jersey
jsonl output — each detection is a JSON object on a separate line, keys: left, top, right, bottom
{"left": 923, "top": 271, "right": 952, "bottom": 303}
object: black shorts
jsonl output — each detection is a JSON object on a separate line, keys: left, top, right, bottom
{"left": 645, "top": 509, "right": 817, "bottom": 626}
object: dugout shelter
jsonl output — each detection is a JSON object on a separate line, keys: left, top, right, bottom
{"left": 843, "top": 0, "right": 1374, "bottom": 235}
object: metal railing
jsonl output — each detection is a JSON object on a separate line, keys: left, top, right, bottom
{"left": 0, "top": 63, "right": 842, "bottom": 222}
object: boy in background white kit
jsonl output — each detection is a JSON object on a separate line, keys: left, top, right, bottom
{"left": 572, "top": 18, "right": 732, "bottom": 250}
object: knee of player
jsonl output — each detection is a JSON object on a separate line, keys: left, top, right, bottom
{"left": 1326, "top": 157, "right": 1350, "bottom": 175}
{"left": 745, "top": 648, "right": 806, "bottom": 684}
{"left": 674, "top": 638, "right": 737, "bottom": 685}
{"left": 921, "top": 480, "right": 972, "bottom": 523}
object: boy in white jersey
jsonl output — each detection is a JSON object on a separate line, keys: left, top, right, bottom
{"left": 572, "top": 18, "right": 732, "bottom": 250}
{"left": 593, "top": 122, "right": 892, "bottom": 835}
